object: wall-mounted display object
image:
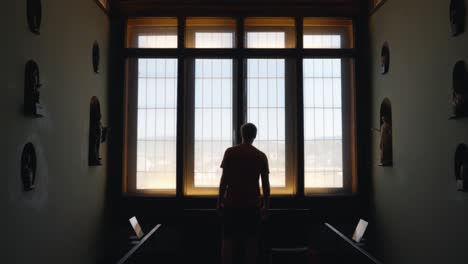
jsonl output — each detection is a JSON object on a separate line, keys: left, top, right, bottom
{"left": 89, "top": 97, "right": 108, "bottom": 166}
{"left": 378, "top": 98, "right": 393, "bottom": 166}
{"left": 450, "top": 0, "right": 466, "bottom": 36}
{"left": 92, "top": 41, "right": 100, "bottom": 74}
{"left": 451, "top": 61, "right": 468, "bottom": 119}
{"left": 455, "top": 144, "right": 468, "bottom": 191}
{"left": 27, "top": 0, "right": 42, "bottom": 34}
{"left": 21, "top": 142, "right": 37, "bottom": 191}
{"left": 24, "top": 60, "right": 44, "bottom": 117}
{"left": 95, "top": 0, "right": 109, "bottom": 14}
{"left": 381, "top": 42, "right": 390, "bottom": 74}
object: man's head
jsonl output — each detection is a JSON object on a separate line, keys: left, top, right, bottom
{"left": 241, "top": 123, "right": 257, "bottom": 144}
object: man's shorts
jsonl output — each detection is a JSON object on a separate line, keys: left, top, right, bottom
{"left": 222, "top": 208, "right": 261, "bottom": 240}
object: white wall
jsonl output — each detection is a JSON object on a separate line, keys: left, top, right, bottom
{"left": 0, "top": 0, "right": 109, "bottom": 263}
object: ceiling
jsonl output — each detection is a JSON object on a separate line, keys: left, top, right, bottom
{"left": 112, "top": 0, "right": 365, "bottom": 17}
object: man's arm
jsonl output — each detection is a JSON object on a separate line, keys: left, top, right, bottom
{"left": 217, "top": 149, "right": 230, "bottom": 212}
{"left": 260, "top": 170, "right": 270, "bottom": 220}
{"left": 217, "top": 170, "right": 228, "bottom": 211}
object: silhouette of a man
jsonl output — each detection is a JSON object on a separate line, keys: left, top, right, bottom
{"left": 217, "top": 123, "right": 270, "bottom": 264}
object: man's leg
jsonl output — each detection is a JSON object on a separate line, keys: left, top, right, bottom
{"left": 244, "top": 234, "right": 259, "bottom": 264}
{"left": 222, "top": 238, "right": 234, "bottom": 264}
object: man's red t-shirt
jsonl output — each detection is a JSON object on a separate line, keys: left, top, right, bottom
{"left": 220, "top": 144, "right": 269, "bottom": 208}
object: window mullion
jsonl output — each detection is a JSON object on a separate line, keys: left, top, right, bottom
{"left": 176, "top": 16, "right": 186, "bottom": 198}
{"left": 296, "top": 16, "right": 305, "bottom": 197}
{"left": 236, "top": 17, "right": 245, "bottom": 144}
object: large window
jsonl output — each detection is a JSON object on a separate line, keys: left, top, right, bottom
{"left": 124, "top": 17, "right": 355, "bottom": 196}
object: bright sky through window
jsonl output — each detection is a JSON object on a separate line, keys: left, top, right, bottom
{"left": 246, "top": 32, "right": 286, "bottom": 48}
{"left": 247, "top": 59, "right": 286, "bottom": 187}
{"left": 303, "top": 35, "right": 341, "bottom": 48}
{"left": 195, "top": 32, "right": 234, "bottom": 48}
{"left": 303, "top": 59, "right": 343, "bottom": 188}
{"left": 194, "top": 59, "right": 233, "bottom": 187}
{"left": 138, "top": 34, "right": 178, "bottom": 48}
{"left": 137, "top": 59, "right": 178, "bottom": 189}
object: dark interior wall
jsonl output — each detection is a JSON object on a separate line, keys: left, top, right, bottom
{"left": 1, "top": 1, "right": 110, "bottom": 263}
{"left": 369, "top": 0, "right": 468, "bottom": 263}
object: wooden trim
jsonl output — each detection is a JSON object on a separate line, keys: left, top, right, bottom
{"left": 324, "top": 223, "right": 383, "bottom": 264}
{"left": 122, "top": 61, "right": 130, "bottom": 193}
{"left": 117, "top": 224, "right": 163, "bottom": 264}
{"left": 177, "top": 16, "right": 186, "bottom": 198}
{"left": 94, "top": 0, "right": 110, "bottom": 15}
{"left": 124, "top": 48, "right": 357, "bottom": 58}
{"left": 236, "top": 17, "right": 245, "bottom": 144}
{"left": 350, "top": 60, "right": 358, "bottom": 193}
{"left": 369, "top": 0, "right": 388, "bottom": 15}
{"left": 114, "top": 3, "right": 361, "bottom": 17}
{"left": 295, "top": 16, "right": 305, "bottom": 197}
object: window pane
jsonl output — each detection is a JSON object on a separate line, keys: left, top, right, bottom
{"left": 127, "top": 18, "right": 178, "bottom": 48}
{"left": 136, "top": 59, "right": 178, "bottom": 190}
{"left": 186, "top": 17, "right": 236, "bottom": 48}
{"left": 303, "top": 18, "right": 353, "bottom": 49}
{"left": 194, "top": 59, "right": 233, "bottom": 187}
{"left": 245, "top": 17, "right": 296, "bottom": 48}
{"left": 195, "top": 33, "right": 235, "bottom": 48}
{"left": 247, "top": 59, "right": 286, "bottom": 187}
{"left": 246, "top": 32, "right": 286, "bottom": 48}
{"left": 303, "top": 59, "right": 343, "bottom": 188}
{"left": 304, "top": 35, "right": 341, "bottom": 48}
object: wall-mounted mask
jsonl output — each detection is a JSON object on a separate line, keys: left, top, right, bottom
{"left": 450, "top": 0, "right": 466, "bottom": 36}
{"left": 21, "top": 143, "right": 37, "bottom": 191}
{"left": 92, "top": 41, "right": 100, "bottom": 74}
{"left": 451, "top": 61, "right": 468, "bottom": 118}
{"left": 381, "top": 42, "right": 390, "bottom": 75}
{"left": 27, "top": 0, "right": 42, "bottom": 34}
{"left": 89, "top": 96, "right": 108, "bottom": 166}
{"left": 24, "top": 60, "right": 44, "bottom": 117}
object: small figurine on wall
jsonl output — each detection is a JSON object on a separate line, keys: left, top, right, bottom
{"left": 92, "top": 41, "right": 100, "bottom": 74}
{"left": 455, "top": 144, "right": 468, "bottom": 191}
{"left": 27, "top": 0, "right": 42, "bottom": 34}
{"left": 24, "top": 60, "right": 44, "bottom": 117}
{"left": 450, "top": 0, "right": 466, "bottom": 36}
{"left": 373, "top": 98, "right": 393, "bottom": 166}
{"left": 21, "top": 143, "right": 37, "bottom": 191}
{"left": 89, "top": 97, "right": 108, "bottom": 166}
{"left": 451, "top": 61, "right": 468, "bottom": 118}
{"left": 381, "top": 43, "right": 390, "bottom": 74}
